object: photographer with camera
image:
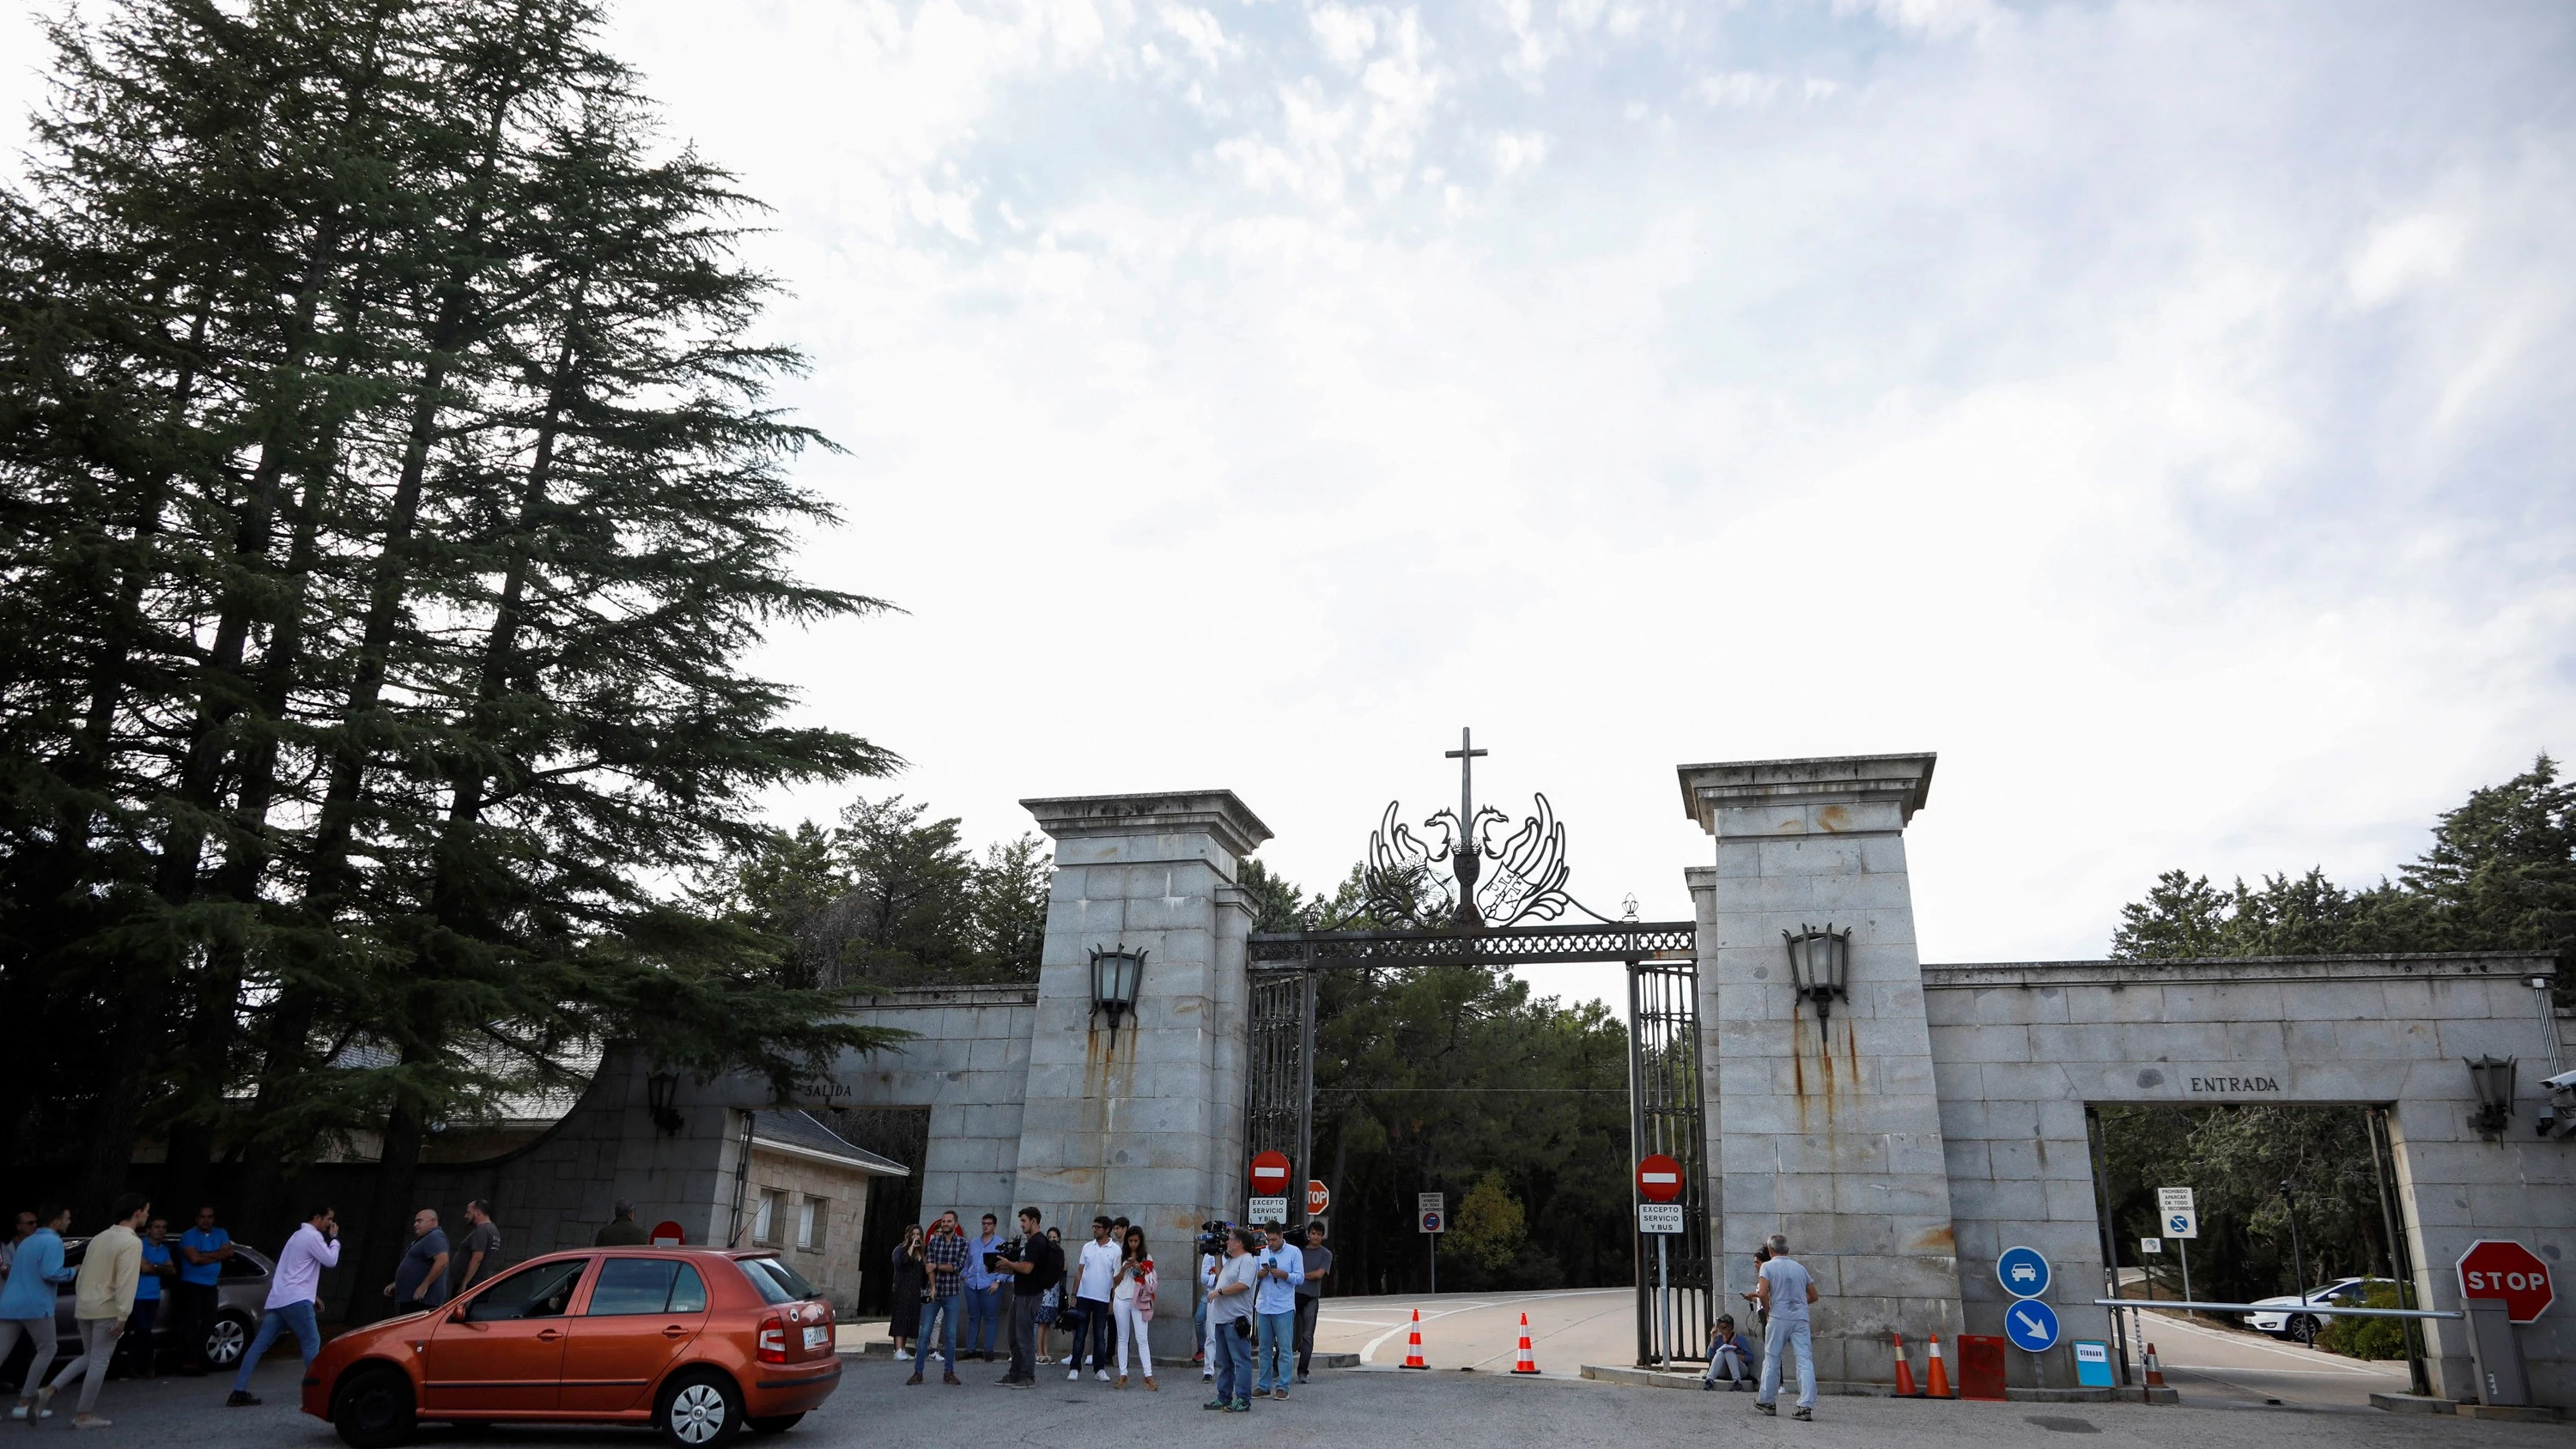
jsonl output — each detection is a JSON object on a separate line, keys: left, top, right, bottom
{"left": 1203, "top": 1227, "right": 1259, "bottom": 1412}
{"left": 992, "top": 1208, "right": 1062, "bottom": 1388}
{"left": 1195, "top": 1222, "right": 1225, "bottom": 1381}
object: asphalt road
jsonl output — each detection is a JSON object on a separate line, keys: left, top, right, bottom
{"left": 2130, "top": 1307, "right": 2413, "bottom": 1410}
{"left": 25, "top": 1341, "right": 2552, "bottom": 1449}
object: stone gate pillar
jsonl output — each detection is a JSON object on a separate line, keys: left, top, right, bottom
{"left": 1017, "top": 790, "right": 1269, "bottom": 1355}
{"left": 1680, "top": 754, "right": 1962, "bottom": 1386}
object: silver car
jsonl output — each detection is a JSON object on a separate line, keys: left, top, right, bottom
{"left": 7, "top": 1237, "right": 276, "bottom": 1377}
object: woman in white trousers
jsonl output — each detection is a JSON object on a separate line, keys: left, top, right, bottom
{"left": 1110, "top": 1227, "right": 1157, "bottom": 1389}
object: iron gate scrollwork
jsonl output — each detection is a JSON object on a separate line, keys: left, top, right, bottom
{"left": 1240, "top": 728, "right": 1708, "bottom": 1368}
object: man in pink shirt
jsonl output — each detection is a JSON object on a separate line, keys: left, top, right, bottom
{"left": 224, "top": 1205, "right": 339, "bottom": 1407}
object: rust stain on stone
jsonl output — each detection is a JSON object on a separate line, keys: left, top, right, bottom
{"left": 1906, "top": 1223, "right": 1956, "bottom": 1253}
{"left": 1817, "top": 804, "right": 1851, "bottom": 833}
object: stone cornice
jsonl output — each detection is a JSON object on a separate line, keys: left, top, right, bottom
{"left": 1019, "top": 789, "right": 1273, "bottom": 858}
{"left": 1923, "top": 950, "right": 2556, "bottom": 990}
{"left": 1675, "top": 752, "right": 1936, "bottom": 833}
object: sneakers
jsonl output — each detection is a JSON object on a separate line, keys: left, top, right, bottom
{"left": 1230, "top": 1398, "right": 1252, "bottom": 1412}
{"left": 1754, "top": 1401, "right": 1776, "bottom": 1416}
{"left": 1272, "top": 1389, "right": 1290, "bottom": 1401}
{"left": 1096, "top": 1369, "right": 1110, "bottom": 1382}
{"left": 1732, "top": 1380, "right": 1750, "bottom": 1392}
{"left": 894, "top": 1348, "right": 912, "bottom": 1361}
{"left": 225, "top": 1391, "right": 258, "bottom": 1409}
{"left": 69, "top": 1417, "right": 110, "bottom": 1432}
{"left": 1296, "top": 1373, "right": 1309, "bottom": 1385}
{"left": 1066, "top": 1367, "right": 1080, "bottom": 1381}
{"left": 1203, "top": 1397, "right": 1229, "bottom": 1410}
{"left": 1792, "top": 1408, "right": 1813, "bottom": 1421}
{"left": 1701, "top": 1379, "right": 1715, "bottom": 1391}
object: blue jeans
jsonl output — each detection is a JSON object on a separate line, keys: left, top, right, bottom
{"left": 1254, "top": 1310, "right": 1294, "bottom": 1391}
{"left": 232, "top": 1300, "right": 319, "bottom": 1393}
{"left": 1212, "top": 1320, "right": 1254, "bottom": 1403}
{"left": 964, "top": 1283, "right": 1001, "bottom": 1357}
{"left": 1758, "top": 1315, "right": 1814, "bottom": 1410}
{"left": 919, "top": 1295, "right": 959, "bottom": 1373}
{"left": 1071, "top": 1298, "right": 1114, "bottom": 1373}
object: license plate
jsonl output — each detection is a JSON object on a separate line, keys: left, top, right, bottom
{"left": 804, "top": 1325, "right": 829, "bottom": 1350}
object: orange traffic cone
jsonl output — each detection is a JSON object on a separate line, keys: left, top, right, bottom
{"left": 1511, "top": 1313, "right": 1540, "bottom": 1375}
{"left": 2142, "top": 1342, "right": 2165, "bottom": 1390}
{"left": 1924, "top": 1334, "right": 1953, "bottom": 1399}
{"left": 1401, "top": 1309, "right": 1429, "bottom": 1369}
{"left": 1892, "top": 1332, "right": 1919, "bottom": 1397}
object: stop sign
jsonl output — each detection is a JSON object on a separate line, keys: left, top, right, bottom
{"left": 2458, "top": 1240, "right": 2554, "bottom": 1324}
{"left": 1637, "top": 1154, "right": 1684, "bottom": 1203}
{"left": 1249, "top": 1149, "right": 1291, "bottom": 1195}
{"left": 1307, "top": 1179, "right": 1330, "bottom": 1216}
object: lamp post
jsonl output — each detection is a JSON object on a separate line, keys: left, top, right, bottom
{"left": 2464, "top": 1055, "right": 2518, "bottom": 1139}
{"left": 1090, "top": 943, "right": 1147, "bottom": 1046}
{"left": 1780, "top": 925, "right": 1850, "bottom": 1021}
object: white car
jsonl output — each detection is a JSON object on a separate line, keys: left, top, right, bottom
{"left": 2246, "top": 1276, "right": 2396, "bottom": 1343}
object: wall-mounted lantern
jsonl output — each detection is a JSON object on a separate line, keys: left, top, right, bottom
{"left": 1781, "top": 924, "right": 1851, "bottom": 1022}
{"left": 1091, "top": 943, "right": 1148, "bottom": 1044}
{"left": 2464, "top": 1055, "right": 2517, "bottom": 1139}
{"left": 646, "top": 1070, "right": 684, "bottom": 1137}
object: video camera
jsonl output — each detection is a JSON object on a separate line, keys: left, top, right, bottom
{"left": 1195, "top": 1219, "right": 1231, "bottom": 1259}
{"left": 984, "top": 1235, "right": 1023, "bottom": 1273}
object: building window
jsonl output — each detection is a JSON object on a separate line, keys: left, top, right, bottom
{"left": 797, "top": 1197, "right": 823, "bottom": 1251}
{"left": 753, "top": 1190, "right": 783, "bottom": 1246}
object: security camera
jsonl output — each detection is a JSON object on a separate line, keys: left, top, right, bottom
{"left": 2545, "top": 1069, "right": 2576, "bottom": 1093}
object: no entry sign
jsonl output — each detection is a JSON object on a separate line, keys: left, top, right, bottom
{"left": 1637, "top": 1154, "right": 1684, "bottom": 1203}
{"left": 2458, "top": 1240, "right": 2555, "bottom": 1324}
{"left": 1249, "top": 1149, "right": 1291, "bottom": 1196}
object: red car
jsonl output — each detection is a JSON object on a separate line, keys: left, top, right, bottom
{"left": 303, "top": 1246, "right": 840, "bottom": 1447}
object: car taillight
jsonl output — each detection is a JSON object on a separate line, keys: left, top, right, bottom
{"left": 757, "top": 1316, "right": 787, "bottom": 1364}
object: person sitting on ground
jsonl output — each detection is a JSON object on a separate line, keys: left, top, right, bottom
{"left": 1702, "top": 1315, "right": 1750, "bottom": 1391}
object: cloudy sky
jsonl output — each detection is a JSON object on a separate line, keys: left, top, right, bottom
{"left": 6, "top": 0, "right": 2573, "bottom": 1005}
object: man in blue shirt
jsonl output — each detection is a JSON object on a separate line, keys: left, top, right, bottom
{"left": 1249, "top": 1222, "right": 1303, "bottom": 1400}
{"left": 963, "top": 1214, "right": 1005, "bottom": 1361}
{"left": 174, "top": 1204, "right": 234, "bottom": 1375}
{"left": 3, "top": 1205, "right": 72, "bottom": 1421}
{"left": 121, "top": 1216, "right": 176, "bottom": 1378}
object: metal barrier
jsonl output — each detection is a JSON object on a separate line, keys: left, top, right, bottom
{"left": 2093, "top": 1298, "right": 2461, "bottom": 1320}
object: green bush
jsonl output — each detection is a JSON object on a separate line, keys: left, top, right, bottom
{"left": 2316, "top": 1282, "right": 2412, "bottom": 1361}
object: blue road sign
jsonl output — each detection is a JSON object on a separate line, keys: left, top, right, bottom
{"left": 1996, "top": 1246, "right": 2051, "bottom": 1300}
{"left": 2004, "top": 1299, "right": 2061, "bottom": 1353}
{"left": 1420, "top": 1211, "right": 1443, "bottom": 1234}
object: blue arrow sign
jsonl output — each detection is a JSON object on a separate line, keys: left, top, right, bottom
{"left": 1996, "top": 1246, "right": 2051, "bottom": 1300}
{"left": 2005, "top": 1299, "right": 2061, "bottom": 1353}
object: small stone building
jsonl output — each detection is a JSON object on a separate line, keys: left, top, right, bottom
{"left": 740, "top": 1110, "right": 908, "bottom": 1312}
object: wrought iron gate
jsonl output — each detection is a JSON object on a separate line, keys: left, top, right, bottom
{"left": 1630, "top": 955, "right": 1710, "bottom": 1366}
{"left": 1238, "top": 729, "right": 1708, "bottom": 1367}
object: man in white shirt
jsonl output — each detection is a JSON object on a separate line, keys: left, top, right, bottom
{"left": 225, "top": 1205, "right": 341, "bottom": 1407}
{"left": 1068, "top": 1216, "right": 1121, "bottom": 1382}
{"left": 1199, "top": 1241, "right": 1222, "bottom": 1379}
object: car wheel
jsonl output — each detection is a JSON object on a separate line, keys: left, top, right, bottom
{"left": 2286, "top": 1314, "right": 2318, "bottom": 1345}
{"left": 748, "top": 1415, "right": 805, "bottom": 1435}
{"left": 331, "top": 1365, "right": 417, "bottom": 1449}
{"left": 656, "top": 1371, "right": 744, "bottom": 1448}
{"left": 206, "top": 1314, "right": 251, "bottom": 1367}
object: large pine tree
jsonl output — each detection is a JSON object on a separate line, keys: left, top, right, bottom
{"left": 0, "top": 0, "right": 908, "bottom": 1274}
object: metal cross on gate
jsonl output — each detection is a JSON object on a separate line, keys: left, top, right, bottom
{"left": 1444, "top": 728, "right": 1489, "bottom": 930}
